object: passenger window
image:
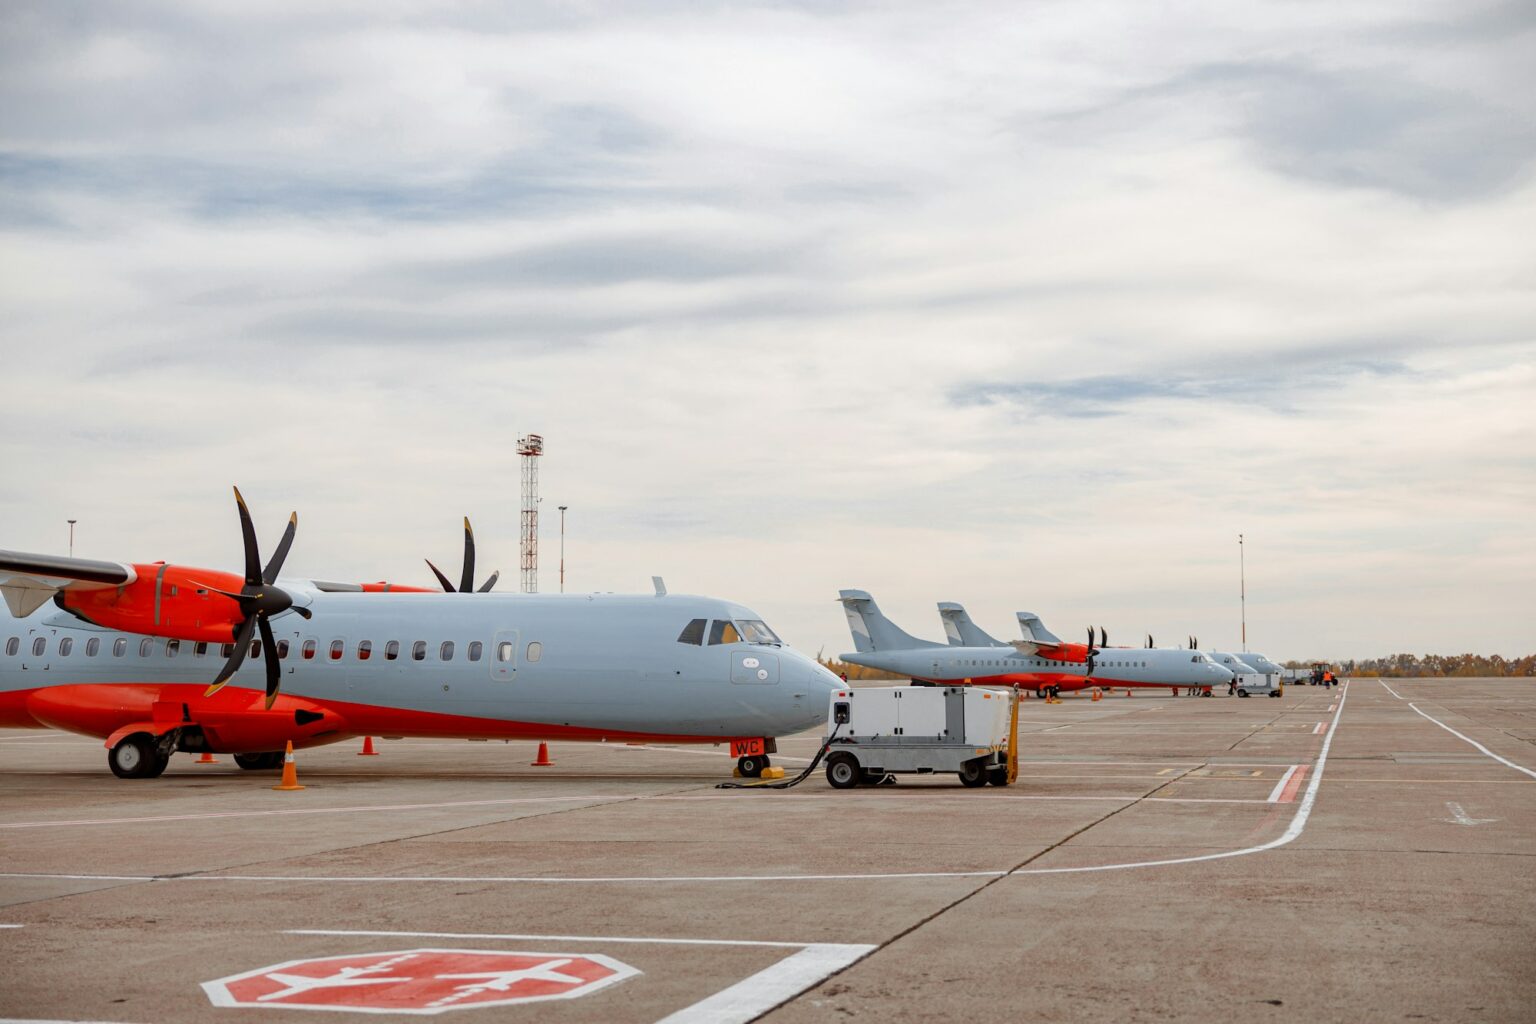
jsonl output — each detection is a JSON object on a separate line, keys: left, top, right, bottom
{"left": 85, "top": 637, "right": 100, "bottom": 657}
{"left": 357, "top": 640, "right": 372, "bottom": 661}
{"left": 251, "top": 640, "right": 263, "bottom": 658}
{"left": 707, "top": 620, "right": 741, "bottom": 645}
{"left": 221, "top": 643, "right": 234, "bottom": 658}
{"left": 440, "top": 641, "right": 454, "bottom": 661}
{"left": 677, "top": 619, "right": 706, "bottom": 645}
{"left": 194, "top": 641, "right": 208, "bottom": 657}
{"left": 33, "top": 637, "right": 46, "bottom": 656}
{"left": 330, "top": 640, "right": 344, "bottom": 661}
{"left": 59, "top": 637, "right": 73, "bottom": 656}
{"left": 467, "top": 641, "right": 483, "bottom": 662}
{"left": 385, "top": 641, "right": 400, "bottom": 661}
{"left": 139, "top": 638, "right": 153, "bottom": 657}
{"left": 113, "top": 637, "right": 127, "bottom": 657}
{"left": 277, "top": 640, "right": 289, "bottom": 659}
{"left": 526, "top": 641, "right": 542, "bottom": 663}
{"left": 497, "top": 641, "right": 515, "bottom": 662}
{"left": 3, "top": 637, "right": 16, "bottom": 657}
{"left": 166, "top": 639, "right": 180, "bottom": 658}
{"left": 412, "top": 641, "right": 427, "bottom": 661}
{"left": 302, "top": 640, "right": 317, "bottom": 660}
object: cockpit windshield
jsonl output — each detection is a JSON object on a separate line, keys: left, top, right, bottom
{"left": 734, "top": 619, "right": 781, "bottom": 645}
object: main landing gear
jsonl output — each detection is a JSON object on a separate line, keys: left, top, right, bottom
{"left": 736, "top": 753, "right": 771, "bottom": 778}
{"left": 108, "top": 733, "right": 170, "bottom": 779}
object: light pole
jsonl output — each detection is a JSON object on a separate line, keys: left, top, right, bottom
{"left": 1239, "top": 533, "right": 1247, "bottom": 652}
{"left": 558, "top": 506, "right": 568, "bottom": 593}
{"left": 68, "top": 519, "right": 77, "bottom": 558}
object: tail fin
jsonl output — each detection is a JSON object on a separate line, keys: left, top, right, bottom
{"left": 937, "top": 602, "right": 1005, "bottom": 647}
{"left": 839, "top": 589, "right": 941, "bottom": 652}
{"left": 1016, "top": 611, "right": 1063, "bottom": 645}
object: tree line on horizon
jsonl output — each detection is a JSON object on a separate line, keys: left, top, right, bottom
{"left": 1284, "top": 653, "right": 1535, "bottom": 678}
{"left": 821, "top": 654, "right": 1534, "bottom": 680}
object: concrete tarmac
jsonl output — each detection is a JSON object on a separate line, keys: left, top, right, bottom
{"left": 1, "top": 678, "right": 1532, "bottom": 1022}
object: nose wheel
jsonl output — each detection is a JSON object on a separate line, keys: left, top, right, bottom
{"left": 736, "top": 754, "right": 770, "bottom": 778}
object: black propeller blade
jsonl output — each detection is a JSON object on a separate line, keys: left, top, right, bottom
{"left": 204, "top": 487, "right": 309, "bottom": 709}
{"left": 426, "top": 517, "right": 499, "bottom": 593}
{"left": 1098, "top": 626, "right": 1108, "bottom": 648}
{"left": 1084, "top": 626, "right": 1098, "bottom": 677}
{"left": 1147, "top": 634, "right": 1153, "bottom": 649}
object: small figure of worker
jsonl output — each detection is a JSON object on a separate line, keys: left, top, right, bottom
{"left": 1228, "top": 678, "right": 1237, "bottom": 696}
{"left": 839, "top": 672, "right": 848, "bottom": 683}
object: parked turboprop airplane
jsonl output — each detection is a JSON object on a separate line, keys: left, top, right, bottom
{"left": 841, "top": 591, "right": 1231, "bottom": 696}
{"left": 1233, "top": 651, "right": 1284, "bottom": 679}
{"left": 0, "top": 490, "right": 839, "bottom": 780}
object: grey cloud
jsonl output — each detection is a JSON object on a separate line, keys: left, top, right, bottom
{"left": 958, "top": 360, "right": 1409, "bottom": 418}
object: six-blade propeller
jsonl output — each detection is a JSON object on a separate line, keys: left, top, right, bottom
{"left": 426, "top": 517, "right": 500, "bottom": 594}
{"left": 202, "top": 487, "right": 311, "bottom": 709}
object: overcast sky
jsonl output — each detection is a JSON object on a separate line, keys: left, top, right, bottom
{"left": 2, "top": 1, "right": 1532, "bottom": 662}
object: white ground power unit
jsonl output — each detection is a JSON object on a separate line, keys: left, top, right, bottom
{"left": 823, "top": 686, "right": 1016, "bottom": 788}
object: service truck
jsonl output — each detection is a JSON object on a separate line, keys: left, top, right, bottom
{"left": 822, "top": 686, "right": 1017, "bottom": 788}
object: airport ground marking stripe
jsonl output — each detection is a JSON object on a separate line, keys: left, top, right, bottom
{"left": 656, "top": 943, "right": 878, "bottom": 1024}
{"left": 1266, "top": 766, "right": 1301, "bottom": 803}
{"left": 286, "top": 928, "right": 833, "bottom": 950}
{"left": 0, "top": 794, "right": 636, "bottom": 829}
{"left": 1145, "top": 797, "right": 1270, "bottom": 804}
{"left": 1007, "top": 682, "right": 1350, "bottom": 876}
{"left": 1407, "top": 703, "right": 1536, "bottom": 780}
{"left": 0, "top": 869, "right": 1008, "bottom": 884}
{"left": 1313, "top": 722, "right": 1326, "bottom": 734}
{"left": 1379, "top": 681, "right": 1405, "bottom": 700}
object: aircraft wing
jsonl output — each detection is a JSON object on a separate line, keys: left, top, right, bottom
{"left": 0, "top": 549, "right": 137, "bottom": 618}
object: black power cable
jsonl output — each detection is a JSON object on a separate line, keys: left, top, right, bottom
{"left": 716, "top": 723, "right": 844, "bottom": 790}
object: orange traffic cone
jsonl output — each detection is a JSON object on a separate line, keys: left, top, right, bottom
{"left": 358, "top": 736, "right": 379, "bottom": 756}
{"left": 196, "top": 751, "right": 219, "bottom": 764}
{"left": 272, "top": 740, "right": 304, "bottom": 791}
{"left": 1092, "top": 688, "right": 1101, "bottom": 702}
{"left": 531, "top": 742, "right": 554, "bottom": 767}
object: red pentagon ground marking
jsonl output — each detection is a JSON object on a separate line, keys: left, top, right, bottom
{"left": 202, "top": 948, "right": 640, "bottom": 1015}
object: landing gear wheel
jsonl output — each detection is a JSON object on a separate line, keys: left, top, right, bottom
{"left": 234, "top": 752, "right": 284, "bottom": 770}
{"left": 987, "top": 769, "right": 1011, "bottom": 787}
{"left": 958, "top": 761, "right": 989, "bottom": 787}
{"left": 825, "top": 753, "right": 861, "bottom": 789}
{"left": 737, "top": 754, "right": 766, "bottom": 778}
{"left": 108, "top": 733, "right": 160, "bottom": 779}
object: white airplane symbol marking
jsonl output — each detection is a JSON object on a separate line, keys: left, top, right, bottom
{"left": 258, "top": 964, "right": 413, "bottom": 1001}
{"left": 1442, "top": 801, "right": 1497, "bottom": 826}
{"left": 427, "top": 959, "right": 586, "bottom": 1006}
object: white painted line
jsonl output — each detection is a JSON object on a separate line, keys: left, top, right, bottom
{"left": 1408, "top": 703, "right": 1536, "bottom": 780}
{"left": 1007, "top": 682, "right": 1352, "bottom": 876}
{"left": 0, "top": 869, "right": 1007, "bottom": 885}
{"left": 1441, "top": 802, "right": 1498, "bottom": 826}
{"left": 0, "top": 795, "right": 630, "bottom": 830}
{"left": 655, "top": 943, "right": 876, "bottom": 1024}
{"left": 1267, "top": 766, "right": 1301, "bottom": 803}
{"left": 1328, "top": 703, "right": 1337, "bottom": 712}
{"left": 1379, "top": 680, "right": 1405, "bottom": 700}
{"left": 287, "top": 928, "right": 814, "bottom": 949}
{"left": 1312, "top": 722, "right": 1326, "bottom": 735}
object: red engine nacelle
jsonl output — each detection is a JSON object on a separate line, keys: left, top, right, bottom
{"left": 57, "top": 562, "right": 250, "bottom": 643}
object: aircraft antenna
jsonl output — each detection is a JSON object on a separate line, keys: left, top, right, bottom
{"left": 518, "top": 434, "right": 544, "bottom": 593}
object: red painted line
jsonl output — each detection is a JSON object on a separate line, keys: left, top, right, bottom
{"left": 1276, "top": 765, "right": 1309, "bottom": 804}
